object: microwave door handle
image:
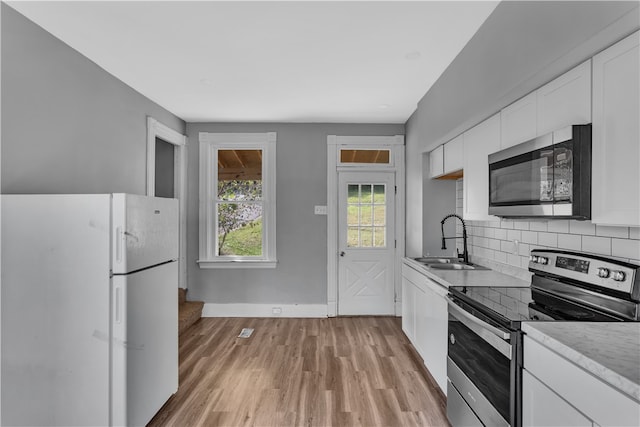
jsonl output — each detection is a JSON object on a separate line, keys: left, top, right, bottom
{"left": 447, "top": 300, "right": 512, "bottom": 360}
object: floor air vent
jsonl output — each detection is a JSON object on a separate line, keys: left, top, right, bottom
{"left": 238, "top": 328, "right": 254, "bottom": 338}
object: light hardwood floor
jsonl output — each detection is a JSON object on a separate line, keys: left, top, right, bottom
{"left": 148, "top": 317, "right": 450, "bottom": 427}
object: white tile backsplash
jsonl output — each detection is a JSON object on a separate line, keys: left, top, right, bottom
{"left": 557, "top": 233, "right": 582, "bottom": 251}
{"left": 500, "top": 220, "right": 515, "bottom": 229}
{"left": 612, "top": 238, "right": 640, "bottom": 260}
{"left": 529, "top": 221, "right": 548, "bottom": 232}
{"left": 538, "top": 232, "right": 558, "bottom": 248}
{"left": 456, "top": 179, "right": 640, "bottom": 278}
{"left": 596, "top": 225, "right": 629, "bottom": 239}
{"left": 494, "top": 228, "right": 508, "bottom": 240}
{"left": 501, "top": 240, "right": 516, "bottom": 253}
{"left": 520, "top": 231, "right": 538, "bottom": 245}
{"left": 507, "top": 253, "right": 521, "bottom": 267}
{"left": 518, "top": 243, "right": 531, "bottom": 256}
{"left": 582, "top": 235, "right": 612, "bottom": 256}
{"left": 547, "top": 220, "right": 569, "bottom": 233}
{"left": 569, "top": 220, "right": 596, "bottom": 235}
{"left": 494, "top": 250, "right": 507, "bottom": 263}
{"left": 507, "top": 229, "right": 522, "bottom": 241}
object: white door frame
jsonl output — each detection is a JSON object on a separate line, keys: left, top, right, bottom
{"left": 146, "top": 117, "right": 187, "bottom": 289}
{"left": 326, "top": 135, "right": 405, "bottom": 317}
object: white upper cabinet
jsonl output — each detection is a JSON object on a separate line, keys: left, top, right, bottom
{"left": 592, "top": 31, "right": 640, "bottom": 227}
{"left": 429, "top": 144, "right": 444, "bottom": 178}
{"left": 500, "top": 92, "right": 537, "bottom": 149}
{"left": 463, "top": 113, "right": 500, "bottom": 221}
{"left": 444, "top": 134, "right": 464, "bottom": 174}
{"left": 537, "top": 60, "right": 592, "bottom": 135}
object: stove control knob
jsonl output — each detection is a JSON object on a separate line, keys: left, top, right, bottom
{"left": 449, "top": 334, "right": 456, "bottom": 345}
{"left": 538, "top": 256, "right": 549, "bottom": 265}
{"left": 612, "top": 270, "right": 626, "bottom": 282}
{"left": 597, "top": 267, "right": 610, "bottom": 278}
{"left": 530, "top": 255, "right": 538, "bottom": 263}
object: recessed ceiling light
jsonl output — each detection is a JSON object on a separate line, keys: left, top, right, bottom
{"left": 378, "top": 104, "right": 390, "bottom": 109}
{"left": 405, "top": 51, "right": 421, "bottom": 61}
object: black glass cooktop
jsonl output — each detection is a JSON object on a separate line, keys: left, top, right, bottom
{"left": 449, "top": 286, "right": 534, "bottom": 328}
{"left": 449, "top": 284, "right": 626, "bottom": 329}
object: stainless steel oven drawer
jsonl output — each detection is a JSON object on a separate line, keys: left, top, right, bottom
{"left": 448, "top": 358, "right": 509, "bottom": 427}
{"left": 447, "top": 378, "right": 483, "bottom": 427}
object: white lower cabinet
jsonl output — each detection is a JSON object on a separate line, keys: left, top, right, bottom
{"left": 401, "top": 275, "right": 416, "bottom": 342}
{"left": 523, "top": 335, "right": 640, "bottom": 427}
{"left": 522, "top": 370, "right": 592, "bottom": 427}
{"left": 401, "top": 262, "right": 448, "bottom": 394}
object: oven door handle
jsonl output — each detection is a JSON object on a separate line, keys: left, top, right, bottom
{"left": 447, "top": 300, "right": 512, "bottom": 360}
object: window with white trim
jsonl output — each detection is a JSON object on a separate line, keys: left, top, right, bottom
{"left": 198, "top": 132, "right": 277, "bottom": 268}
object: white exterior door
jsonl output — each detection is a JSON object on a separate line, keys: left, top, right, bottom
{"left": 338, "top": 172, "right": 395, "bottom": 315}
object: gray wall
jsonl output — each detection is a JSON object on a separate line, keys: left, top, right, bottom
{"left": 1, "top": 4, "right": 185, "bottom": 195}
{"left": 405, "top": 0, "right": 640, "bottom": 258}
{"left": 186, "top": 123, "right": 404, "bottom": 304}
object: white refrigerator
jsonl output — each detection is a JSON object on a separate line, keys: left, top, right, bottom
{"left": 1, "top": 194, "right": 179, "bottom": 426}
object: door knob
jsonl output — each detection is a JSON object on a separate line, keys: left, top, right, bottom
{"left": 340, "top": 251, "right": 345, "bottom": 257}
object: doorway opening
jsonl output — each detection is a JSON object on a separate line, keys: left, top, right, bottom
{"left": 326, "top": 135, "right": 405, "bottom": 317}
{"left": 146, "top": 117, "right": 187, "bottom": 289}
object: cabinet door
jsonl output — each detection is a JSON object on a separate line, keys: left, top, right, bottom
{"left": 463, "top": 113, "right": 500, "bottom": 221}
{"left": 500, "top": 92, "right": 537, "bottom": 149}
{"left": 413, "top": 282, "right": 428, "bottom": 356}
{"left": 401, "top": 276, "right": 416, "bottom": 342}
{"left": 537, "top": 60, "right": 591, "bottom": 135}
{"left": 522, "top": 370, "right": 593, "bottom": 427}
{"left": 444, "top": 134, "right": 464, "bottom": 174}
{"left": 429, "top": 145, "right": 444, "bottom": 178}
{"left": 419, "top": 278, "right": 448, "bottom": 394}
{"left": 592, "top": 31, "right": 640, "bottom": 226}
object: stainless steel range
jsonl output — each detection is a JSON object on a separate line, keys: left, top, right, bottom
{"left": 446, "top": 249, "right": 640, "bottom": 427}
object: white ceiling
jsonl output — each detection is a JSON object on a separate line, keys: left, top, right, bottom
{"left": 8, "top": 1, "right": 499, "bottom": 124}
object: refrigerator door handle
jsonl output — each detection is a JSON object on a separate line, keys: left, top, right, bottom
{"left": 115, "top": 226, "right": 123, "bottom": 263}
{"left": 114, "top": 285, "right": 122, "bottom": 324}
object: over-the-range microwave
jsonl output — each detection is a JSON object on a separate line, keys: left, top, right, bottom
{"left": 488, "top": 124, "right": 591, "bottom": 219}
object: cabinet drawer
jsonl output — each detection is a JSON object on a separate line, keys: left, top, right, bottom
{"left": 524, "top": 335, "right": 639, "bottom": 426}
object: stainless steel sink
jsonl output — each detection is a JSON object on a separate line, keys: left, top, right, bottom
{"left": 428, "top": 263, "right": 490, "bottom": 271}
{"left": 413, "top": 257, "right": 459, "bottom": 264}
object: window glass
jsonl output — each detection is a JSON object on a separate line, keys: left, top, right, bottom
{"left": 340, "top": 149, "right": 391, "bottom": 164}
{"left": 198, "top": 133, "right": 276, "bottom": 267}
{"left": 216, "top": 149, "right": 264, "bottom": 256}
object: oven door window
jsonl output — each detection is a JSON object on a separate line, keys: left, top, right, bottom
{"left": 448, "top": 316, "right": 511, "bottom": 422}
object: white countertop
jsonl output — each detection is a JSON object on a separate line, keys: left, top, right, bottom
{"left": 522, "top": 322, "right": 640, "bottom": 401}
{"left": 402, "top": 257, "right": 530, "bottom": 288}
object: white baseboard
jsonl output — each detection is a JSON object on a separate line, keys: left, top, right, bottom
{"left": 202, "top": 303, "right": 328, "bottom": 318}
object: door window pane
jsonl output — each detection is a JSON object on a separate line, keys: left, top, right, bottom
{"left": 346, "top": 183, "right": 386, "bottom": 248}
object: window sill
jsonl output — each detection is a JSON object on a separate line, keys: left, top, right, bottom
{"left": 197, "top": 259, "right": 278, "bottom": 269}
